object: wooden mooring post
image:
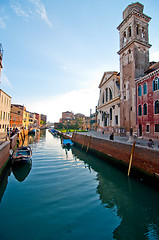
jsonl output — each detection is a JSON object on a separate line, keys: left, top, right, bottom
{"left": 86, "top": 136, "right": 92, "bottom": 152}
{"left": 81, "top": 135, "right": 87, "bottom": 149}
{"left": 127, "top": 141, "right": 135, "bottom": 176}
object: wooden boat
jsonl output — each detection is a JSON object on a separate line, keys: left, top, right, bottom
{"left": 28, "top": 128, "right": 36, "bottom": 134}
{"left": 62, "top": 139, "right": 74, "bottom": 148}
{"left": 12, "top": 146, "right": 32, "bottom": 164}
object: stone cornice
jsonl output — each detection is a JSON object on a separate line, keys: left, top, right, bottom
{"left": 135, "top": 68, "right": 159, "bottom": 83}
{"left": 117, "top": 9, "right": 151, "bottom": 31}
{"left": 99, "top": 71, "right": 118, "bottom": 88}
{"left": 97, "top": 96, "right": 120, "bottom": 110}
{"left": 117, "top": 39, "right": 151, "bottom": 55}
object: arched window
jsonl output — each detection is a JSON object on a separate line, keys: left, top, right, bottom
{"left": 153, "top": 77, "right": 159, "bottom": 91}
{"left": 155, "top": 100, "right": 159, "bottom": 114}
{"left": 105, "top": 88, "right": 108, "bottom": 102}
{"left": 138, "top": 85, "right": 142, "bottom": 96}
{"left": 136, "top": 24, "right": 139, "bottom": 35}
{"left": 141, "top": 27, "right": 144, "bottom": 38}
{"left": 138, "top": 105, "right": 142, "bottom": 116}
{"left": 128, "top": 26, "right": 131, "bottom": 37}
{"left": 102, "top": 92, "right": 104, "bottom": 104}
{"left": 143, "top": 103, "right": 147, "bottom": 115}
{"left": 143, "top": 82, "right": 147, "bottom": 95}
{"left": 123, "top": 31, "right": 126, "bottom": 43}
{"left": 110, "top": 108, "right": 112, "bottom": 120}
{"left": 109, "top": 88, "right": 112, "bottom": 100}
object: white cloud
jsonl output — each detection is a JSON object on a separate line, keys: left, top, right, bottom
{"left": 10, "top": 0, "right": 53, "bottom": 28}
{"left": 27, "top": 86, "right": 99, "bottom": 122}
{"left": 0, "top": 17, "right": 6, "bottom": 29}
{"left": 10, "top": 0, "right": 29, "bottom": 18}
{"left": 1, "top": 71, "right": 12, "bottom": 87}
{"left": 29, "top": 0, "right": 53, "bottom": 28}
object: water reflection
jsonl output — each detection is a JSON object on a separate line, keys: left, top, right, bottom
{"left": 28, "top": 130, "right": 40, "bottom": 144}
{"left": 72, "top": 147, "right": 159, "bottom": 240}
{"left": 0, "top": 130, "right": 40, "bottom": 202}
{"left": 0, "top": 167, "right": 11, "bottom": 203}
{"left": 12, "top": 160, "right": 32, "bottom": 182}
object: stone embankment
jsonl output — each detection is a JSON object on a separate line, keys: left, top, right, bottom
{"left": 63, "top": 131, "right": 159, "bottom": 189}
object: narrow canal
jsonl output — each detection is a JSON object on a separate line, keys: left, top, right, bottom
{"left": 0, "top": 130, "right": 159, "bottom": 240}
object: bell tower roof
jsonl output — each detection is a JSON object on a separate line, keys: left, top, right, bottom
{"left": 123, "top": 2, "right": 144, "bottom": 19}
{"left": 117, "top": 2, "right": 151, "bottom": 31}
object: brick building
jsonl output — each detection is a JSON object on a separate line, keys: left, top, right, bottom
{"left": 61, "top": 111, "right": 75, "bottom": 123}
{"left": 117, "top": 2, "right": 151, "bottom": 134}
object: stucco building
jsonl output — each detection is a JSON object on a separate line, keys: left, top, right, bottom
{"left": 97, "top": 71, "right": 120, "bottom": 133}
{"left": 0, "top": 45, "right": 11, "bottom": 134}
{"left": 136, "top": 62, "right": 159, "bottom": 138}
{"left": 0, "top": 89, "right": 11, "bottom": 132}
{"left": 117, "top": 2, "right": 151, "bottom": 134}
{"left": 10, "top": 104, "right": 23, "bottom": 129}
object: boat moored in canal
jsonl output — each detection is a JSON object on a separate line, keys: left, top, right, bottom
{"left": 62, "top": 139, "right": 74, "bottom": 148}
{"left": 12, "top": 146, "right": 32, "bottom": 164}
{"left": 28, "top": 128, "right": 36, "bottom": 135}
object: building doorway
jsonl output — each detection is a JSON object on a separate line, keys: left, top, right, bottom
{"left": 139, "top": 124, "right": 142, "bottom": 136}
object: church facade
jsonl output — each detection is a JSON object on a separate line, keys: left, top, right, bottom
{"left": 97, "top": 2, "right": 159, "bottom": 138}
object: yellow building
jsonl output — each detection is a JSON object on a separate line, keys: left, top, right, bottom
{"left": 0, "top": 89, "right": 11, "bottom": 132}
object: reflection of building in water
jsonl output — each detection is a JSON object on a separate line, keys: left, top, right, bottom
{"left": 0, "top": 167, "right": 11, "bottom": 203}
{"left": 40, "top": 129, "right": 46, "bottom": 138}
{"left": 28, "top": 131, "right": 40, "bottom": 144}
{"left": 72, "top": 146, "right": 159, "bottom": 239}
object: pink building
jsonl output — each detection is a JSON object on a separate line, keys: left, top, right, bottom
{"left": 61, "top": 111, "right": 75, "bottom": 123}
{"left": 136, "top": 62, "right": 159, "bottom": 139}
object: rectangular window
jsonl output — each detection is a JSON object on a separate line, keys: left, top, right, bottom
{"left": 106, "top": 88, "right": 108, "bottom": 102}
{"left": 138, "top": 85, "right": 142, "bottom": 96}
{"left": 146, "top": 125, "right": 149, "bottom": 132}
{"left": 143, "top": 83, "right": 147, "bottom": 95}
{"left": 138, "top": 105, "right": 142, "bottom": 116}
{"left": 115, "top": 115, "right": 118, "bottom": 125}
{"left": 155, "top": 124, "right": 159, "bottom": 132}
{"left": 110, "top": 108, "right": 112, "bottom": 120}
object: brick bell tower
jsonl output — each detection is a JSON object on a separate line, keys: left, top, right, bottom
{"left": 117, "top": 2, "right": 151, "bottom": 133}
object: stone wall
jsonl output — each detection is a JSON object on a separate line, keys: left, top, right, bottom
{"left": 71, "top": 133, "right": 159, "bottom": 187}
{"left": 0, "top": 141, "right": 10, "bottom": 177}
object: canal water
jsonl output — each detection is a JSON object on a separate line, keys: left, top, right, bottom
{"left": 0, "top": 130, "right": 159, "bottom": 240}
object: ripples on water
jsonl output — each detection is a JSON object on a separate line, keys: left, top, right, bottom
{"left": 0, "top": 129, "right": 159, "bottom": 240}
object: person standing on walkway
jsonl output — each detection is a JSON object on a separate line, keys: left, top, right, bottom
{"left": 130, "top": 127, "right": 133, "bottom": 136}
{"left": 109, "top": 132, "right": 114, "bottom": 140}
{"left": 147, "top": 139, "right": 154, "bottom": 148}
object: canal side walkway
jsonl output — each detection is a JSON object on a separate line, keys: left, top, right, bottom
{"left": 66, "top": 130, "right": 159, "bottom": 150}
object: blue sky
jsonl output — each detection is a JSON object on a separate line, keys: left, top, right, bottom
{"left": 0, "top": 0, "right": 159, "bottom": 122}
